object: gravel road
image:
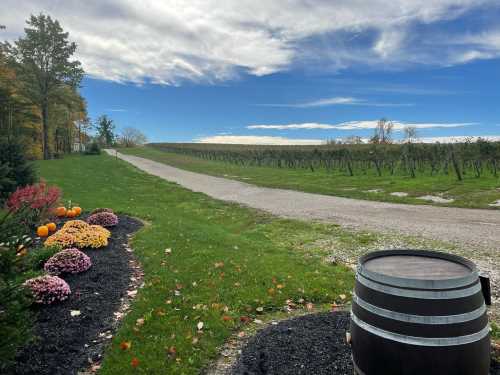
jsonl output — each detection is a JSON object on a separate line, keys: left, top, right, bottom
{"left": 106, "top": 149, "right": 500, "bottom": 250}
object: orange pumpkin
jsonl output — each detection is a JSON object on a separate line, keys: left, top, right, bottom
{"left": 46, "top": 222, "right": 57, "bottom": 232}
{"left": 37, "top": 225, "right": 49, "bottom": 237}
{"left": 73, "top": 206, "right": 82, "bottom": 216}
{"left": 66, "top": 209, "right": 77, "bottom": 218}
{"left": 56, "top": 206, "right": 67, "bottom": 217}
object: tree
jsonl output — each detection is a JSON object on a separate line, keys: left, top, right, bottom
{"left": 95, "top": 115, "right": 116, "bottom": 146}
{"left": 119, "top": 127, "right": 148, "bottom": 147}
{"left": 403, "top": 126, "right": 418, "bottom": 143}
{"left": 10, "top": 14, "right": 84, "bottom": 159}
{"left": 0, "top": 139, "right": 37, "bottom": 202}
{"left": 370, "top": 118, "right": 394, "bottom": 144}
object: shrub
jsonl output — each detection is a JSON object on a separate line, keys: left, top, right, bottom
{"left": 90, "top": 207, "right": 114, "bottom": 215}
{"left": 44, "top": 248, "right": 91, "bottom": 275}
{"left": 87, "top": 212, "right": 119, "bottom": 227}
{"left": 25, "top": 245, "right": 61, "bottom": 270}
{"left": 85, "top": 142, "right": 101, "bottom": 155}
{"left": 5, "top": 181, "right": 60, "bottom": 228}
{"left": 44, "top": 220, "right": 111, "bottom": 249}
{"left": 0, "top": 277, "right": 32, "bottom": 370}
{"left": 0, "top": 139, "right": 37, "bottom": 203}
{"left": 24, "top": 275, "right": 70, "bottom": 304}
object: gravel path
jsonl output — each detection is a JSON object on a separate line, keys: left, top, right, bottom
{"left": 106, "top": 149, "right": 500, "bottom": 250}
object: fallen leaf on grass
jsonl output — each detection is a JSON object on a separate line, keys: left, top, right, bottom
{"left": 197, "top": 321, "right": 204, "bottom": 331}
{"left": 70, "top": 310, "right": 81, "bottom": 317}
{"left": 131, "top": 357, "right": 140, "bottom": 368}
{"left": 136, "top": 318, "right": 145, "bottom": 327}
{"left": 306, "top": 303, "right": 314, "bottom": 311}
{"left": 256, "top": 307, "right": 264, "bottom": 313}
{"left": 120, "top": 341, "right": 132, "bottom": 350}
{"left": 240, "top": 316, "right": 251, "bottom": 324}
{"left": 165, "top": 248, "right": 172, "bottom": 255}
{"left": 167, "top": 346, "right": 177, "bottom": 358}
{"left": 222, "top": 315, "right": 232, "bottom": 322}
{"left": 214, "top": 261, "right": 224, "bottom": 268}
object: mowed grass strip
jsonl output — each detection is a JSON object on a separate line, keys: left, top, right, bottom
{"left": 37, "top": 154, "right": 358, "bottom": 374}
{"left": 118, "top": 146, "right": 500, "bottom": 209}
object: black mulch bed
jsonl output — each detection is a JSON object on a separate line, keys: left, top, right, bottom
{"left": 13, "top": 215, "right": 143, "bottom": 375}
{"left": 232, "top": 311, "right": 500, "bottom": 375}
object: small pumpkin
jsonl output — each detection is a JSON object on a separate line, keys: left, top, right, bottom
{"left": 66, "top": 209, "right": 77, "bottom": 218}
{"left": 55, "top": 206, "right": 67, "bottom": 217}
{"left": 37, "top": 225, "right": 49, "bottom": 237}
{"left": 73, "top": 207, "right": 82, "bottom": 216}
{"left": 46, "top": 222, "right": 57, "bottom": 232}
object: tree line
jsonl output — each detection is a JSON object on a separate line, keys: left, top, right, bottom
{"left": 150, "top": 137, "right": 500, "bottom": 181}
{"left": 0, "top": 14, "right": 147, "bottom": 160}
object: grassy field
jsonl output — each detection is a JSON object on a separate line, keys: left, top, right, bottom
{"left": 36, "top": 153, "right": 385, "bottom": 374}
{"left": 118, "top": 146, "right": 500, "bottom": 209}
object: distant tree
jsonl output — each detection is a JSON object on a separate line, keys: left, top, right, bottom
{"left": 95, "top": 115, "right": 116, "bottom": 146}
{"left": 10, "top": 14, "right": 84, "bottom": 159}
{"left": 403, "top": 126, "right": 418, "bottom": 143}
{"left": 370, "top": 118, "right": 393, "bottom": 144}
{"left": 119, "top": 127, "right": 148, "bottom": 147}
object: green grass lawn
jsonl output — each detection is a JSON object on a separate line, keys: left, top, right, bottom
{"left": 118, "top": 146, "right": 500, "bottom": 209}
{"left": 36, "top": 153, "right": 379, "bottom": 374}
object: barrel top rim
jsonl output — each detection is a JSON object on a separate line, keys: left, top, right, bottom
{"left": 358, "top": 249, "right": 478, "bottom": 286}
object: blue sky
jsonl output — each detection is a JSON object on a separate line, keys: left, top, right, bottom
{"left": 5, "top": 1, "right": 500, "bottom": 144}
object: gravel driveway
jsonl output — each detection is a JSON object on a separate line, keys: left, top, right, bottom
{"left": 107, "top": 149, "right": 500, "bottom": 250}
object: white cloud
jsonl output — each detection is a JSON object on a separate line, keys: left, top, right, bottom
{"left": 2, "top": 1, "right": 499, "bottom": 83}
{"left": 195, "top": 135, "right": 325, "bottom": 145}
{"left": 249, "top": 123, "right": 336, "bottom": 130}
{"left": 257, "top": 97, "right": 413, "bottom": 108}
{"left": 248, "top": 121, "right": 476, "bottom": 130}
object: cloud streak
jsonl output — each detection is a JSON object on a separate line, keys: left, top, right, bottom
{"left": 257, "top": 97, "right": 414, "bottom": 108}
{"left": 248, "top": 121, "right": 477, "bottom": 130}
{"left": 195, "top": 135, "right": 325, "bottom": 145}
{"left": 3, "top": 1, "right": 500, "bottom": 84}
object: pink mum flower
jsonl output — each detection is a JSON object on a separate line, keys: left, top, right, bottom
{"left": 44, "top": 248, "right": 92, "bottom": 275}
{"left": 24, "top": 275, "right": 71, "bottom": 304}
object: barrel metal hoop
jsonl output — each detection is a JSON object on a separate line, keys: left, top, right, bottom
{"left": 358, "top": 249, "right": 478, "bottom": 290}
{"left": 357, "top": 273, "right": 481, "bottom": 299}
{"left": 351, "top": 312, "right": 490, "bottom": 347}
{"left": 353, "top": 293, "right": 486, "bottom": 324}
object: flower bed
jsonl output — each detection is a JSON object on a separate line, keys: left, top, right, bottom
{"left": 15, "top": 215, "right": 143, "bottom": 375}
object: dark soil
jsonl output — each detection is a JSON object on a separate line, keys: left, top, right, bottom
{"left": 232, "top": 312, "right": 500, "bottom": 375}
{"left": 13, "top": 215, "right": 143, "bottom": 375}
{"left": 232, "top": 312, "right": 353, "bottom": 375}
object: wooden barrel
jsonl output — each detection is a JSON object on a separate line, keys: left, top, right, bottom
{"left": 350, "top": 249, "right": 490, "bottom": 375}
